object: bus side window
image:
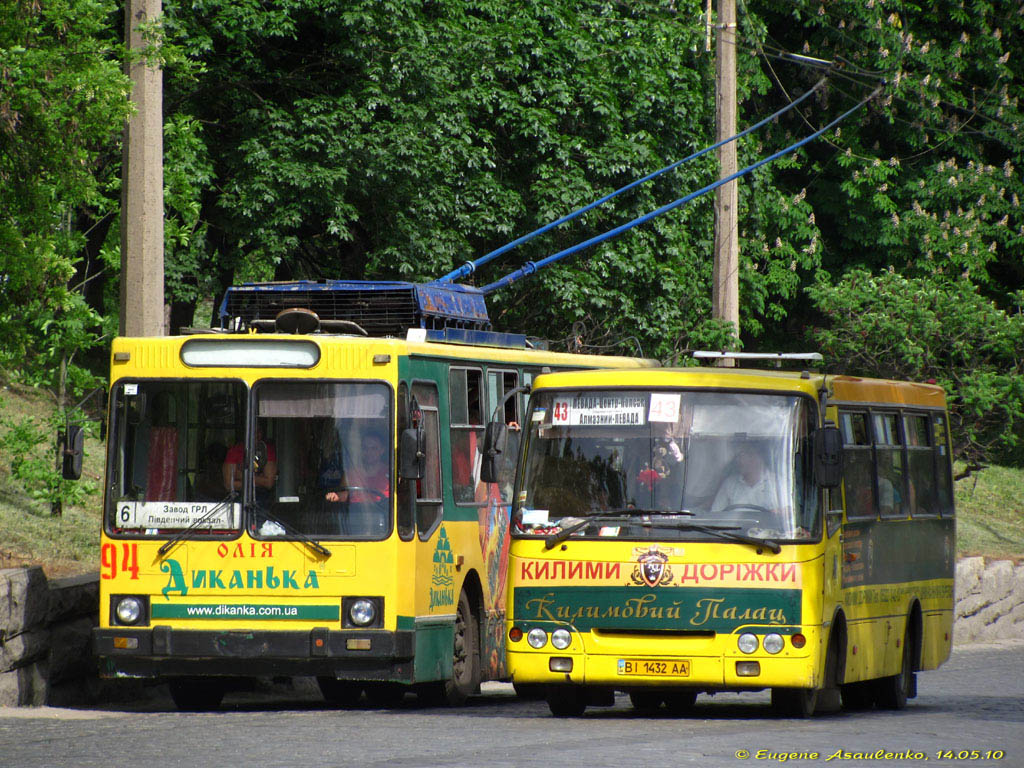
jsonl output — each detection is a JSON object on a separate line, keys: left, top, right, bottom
{"left": 933, "top": 413, "right": 954, "bottom": 517}
{"left": 838, "top": 411, "right": 874, "bottom": 519}
{"left": 905, "top": 412, "right": 936, "bottom": 517}
{"left": 486, "top": 369, "right": 521, "bottom": 503}
{"left": 873, "top": 412, "right": 908, "bottom": 518}
{"left": 411, "top": 382, "right": 442, "bottom": 538}
{"left": 450, "top": 367, "right": 485, "bottom": 505}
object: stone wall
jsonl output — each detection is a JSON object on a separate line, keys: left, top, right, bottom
{"left": 954, "top": 556, "right": 1024, "bottom": 644}
{"left": 1, "top": 559, "right": 1022, "bottom": 706}
{"left": 0, "top": 567, "right": 99, "bottom": 706}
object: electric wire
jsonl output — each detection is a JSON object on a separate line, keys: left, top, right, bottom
{"left": 480, "top": 87, "right": 881, "bottom": 296}
{"left": 433, "top": 77, "right": 828, "bottom": 284}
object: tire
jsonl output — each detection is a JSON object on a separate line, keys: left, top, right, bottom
{"left": 317, "top": 677, "right": 364, "bottom": 707}
{"left": 363, "top": 682, "right": 406, "bottom": 708}
{"left": 772, "top": 687, "right": 817, "bottom": 718}
{"left": 629, "top": 691, "right": 663, "bottom": 713}
{"left": 840, "top": 680, "right": 875, "bottom": 710}
{"left": 876, "top": 628, "right": 913, "bottom": 710}
{"left": 546, "top": 685, "right": 587, "bottom": 717}
{"left": 663, "top": 689, "right": 698, "bottom": 716}
{"left": 445, "top": 590, "right": 480, "bottom": 705}
{"left": 168, "top": 677, "right": 225, "bottom": 712}
{"left": 512, "top": 681, "right": 546, "bottom": 700}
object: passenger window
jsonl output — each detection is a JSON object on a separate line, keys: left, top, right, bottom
{"left": 411, "top": 382, "right": 442, "bottom": 538}
{"left": 450, "top": 367, "right": 485, "bottom": 505}
{"left": 873, "top": 412, "right": 907, "bottom": 518}
{"left": 933, "top": 414, "right": 954, "bottom": 517}
{"left": 487, "top": 369, "right": 521, "bottom": 504}
{"left": 839, "top": 411, "right": 875, "bottom": 520}
{"left": 905, "top": 413, "right": 936, "bottom": 517}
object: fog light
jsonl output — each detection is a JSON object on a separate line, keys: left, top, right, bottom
{"left": 551, "top": 628, "right": 572, "bottom": 650}
{"left": 112, "top": 636, "right": 139, "bottom": 650}
{"left": 763, "top": 633, "right": 785, "bottom": 654}
{"left": 791, "top": 633, "right": 806, "bottom": 649}
{"left": 736, "top": 661, "right": 761, "bottom": 677}
{"left": 527, "top": 628, "right": 548, "bottom": 649}
{"left": 509, "top": 627, "right": 523, "bottom": 643}
{"left": 550, "top": 657, "right": 573, "bottom": 673}
{"left": 737, "top": 633, "right": 759, "bottom": 654}
{"left": 349, "top": 599, "right": 376, "bottom": 626}
{"left": 115, "top": 597, "right": 143, "bottom": 625}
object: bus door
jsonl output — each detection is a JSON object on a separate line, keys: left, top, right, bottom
{"left": 404, "top": 378, "right": 451, "bottom": 681}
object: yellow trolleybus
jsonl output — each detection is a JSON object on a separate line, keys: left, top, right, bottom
{"left": 86, "top": 281, "right": 654, "bottom": 710}
{"left": 496, "top": 354, "right": 955, "bottom": 716}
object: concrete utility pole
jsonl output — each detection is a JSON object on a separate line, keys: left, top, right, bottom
{"left": 712, "top": 0, "right": 739, "bottom": 356}
{"left": 120, "top": 0, "right": 165, "bottom": 337}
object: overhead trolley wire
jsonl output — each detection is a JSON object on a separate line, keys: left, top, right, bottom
{"left": 433, "top": 77, "right": 828, "bottom": 285}
{"left": 479, "top": 86, "right": 882, "bottom": 296}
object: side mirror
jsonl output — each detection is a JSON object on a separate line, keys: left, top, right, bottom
{"left": 399, "top": 426, "right": 425, "bottom": 480}
{"left": 480, "top": 422, "right": 508, "bottom": 484}
{"left": 813, "top": 425, "right": 844, "bottom": 488}
{"left": 61, "top": 424, "right": 85, "bottom": 480}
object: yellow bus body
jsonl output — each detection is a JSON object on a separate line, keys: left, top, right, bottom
{"left": 505, "top": 367, "right": 954, "bottom": 715}
{"left": 95, "top": 333, "right": 655, "bottom": 705}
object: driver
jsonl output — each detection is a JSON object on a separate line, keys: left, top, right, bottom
{"left": 325, "top": 430, "right": 390, "bottom": 503}
{"left": 711, "top": 443, "right": 782, "bottom": 518}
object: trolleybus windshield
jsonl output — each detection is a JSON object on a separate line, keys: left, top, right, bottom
{"left": 107, "top": 379, "right": 392, "bottom": 540}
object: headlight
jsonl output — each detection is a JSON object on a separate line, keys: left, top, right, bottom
{"left": 349, "top": 599, "right": 377, "bottom": 626}
{"left": 115, "top": 596, "right": 143, "bottom": 625}
{"left": 527, "top": 628, "right": 548, "bottom": 649}
{"left": 763, "top": 633, "right": 785, "bottom": 654}
{"left": 551, "top": 628, "right": 572, "bottom": 650}
{"left": 737, "top": 633, "right": 759, "bottom": 654}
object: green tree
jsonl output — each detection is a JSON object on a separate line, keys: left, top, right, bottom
{"left": 808, "top": 269, "right": 1024, "bottom": 467}
{"left": 0, "top": 0, "right": 130, "bottom": 398}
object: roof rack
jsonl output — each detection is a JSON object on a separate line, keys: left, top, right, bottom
{"left": 692, "top": 351, "right": 823, "bottom": 368}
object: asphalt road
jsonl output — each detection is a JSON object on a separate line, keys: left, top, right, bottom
{"left": 2, "top": 640, "right": 1022, "bottom": 768}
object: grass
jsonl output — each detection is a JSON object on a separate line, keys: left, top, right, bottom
{"left": 0, "top": 381, "right": 104, "bottom": 577}
{"left": 954, "top": 464, "right": 1024, "bottom": 562}
{"left": 1, "top": 382, "right": 1022, "bottom": 577}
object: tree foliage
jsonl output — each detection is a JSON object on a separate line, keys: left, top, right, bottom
{"left": 2, "top": 0, "right": 1023, "bottom": 466}
{"left": 0, "top": 0, "right": 129, "bottom": 396}
{"left": 809, "top": 270, "right": 1024, "bottom": 466}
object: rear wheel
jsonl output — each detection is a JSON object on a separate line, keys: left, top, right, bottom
{"left": 546, "top": 685, "right": 587, "bottom": 717}
{"left": 168, "top": 677, "right": 225, "bottom": 712}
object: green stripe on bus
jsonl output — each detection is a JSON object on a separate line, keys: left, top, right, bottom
{"left": 151, "top": 604, "right": 340, "bottom": 621}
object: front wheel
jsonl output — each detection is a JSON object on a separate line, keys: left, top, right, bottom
{"left": 317, "top": 677, "right": 363, "bottom": 707}
{"left": 546, "top": 685, "right": 587, "bottom": 717}
{"left": 772, "top": 686, "right": 817, "bottom": 718}
{"left": 168, "top": 677, "right": 225, "bottom": 712}
{"left": 876, "top": 628, "right": 914, "bottom": 710}
{"left": 421, "top": 589, "right": 480, "bottom": 706}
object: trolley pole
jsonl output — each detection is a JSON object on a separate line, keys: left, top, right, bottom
{"left": 120, "top": 0, "right": 165, "bottom": 337}
{"left": 712, "top": 0, "right": 739, "bottom": 361}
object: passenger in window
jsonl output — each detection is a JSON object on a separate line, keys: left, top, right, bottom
{"left": 877, "top": 470, "right": 903, "bottom": 516}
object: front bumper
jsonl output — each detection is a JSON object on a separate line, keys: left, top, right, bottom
{"left": 93, "top": 627, "right": 415, "bottom": 680}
